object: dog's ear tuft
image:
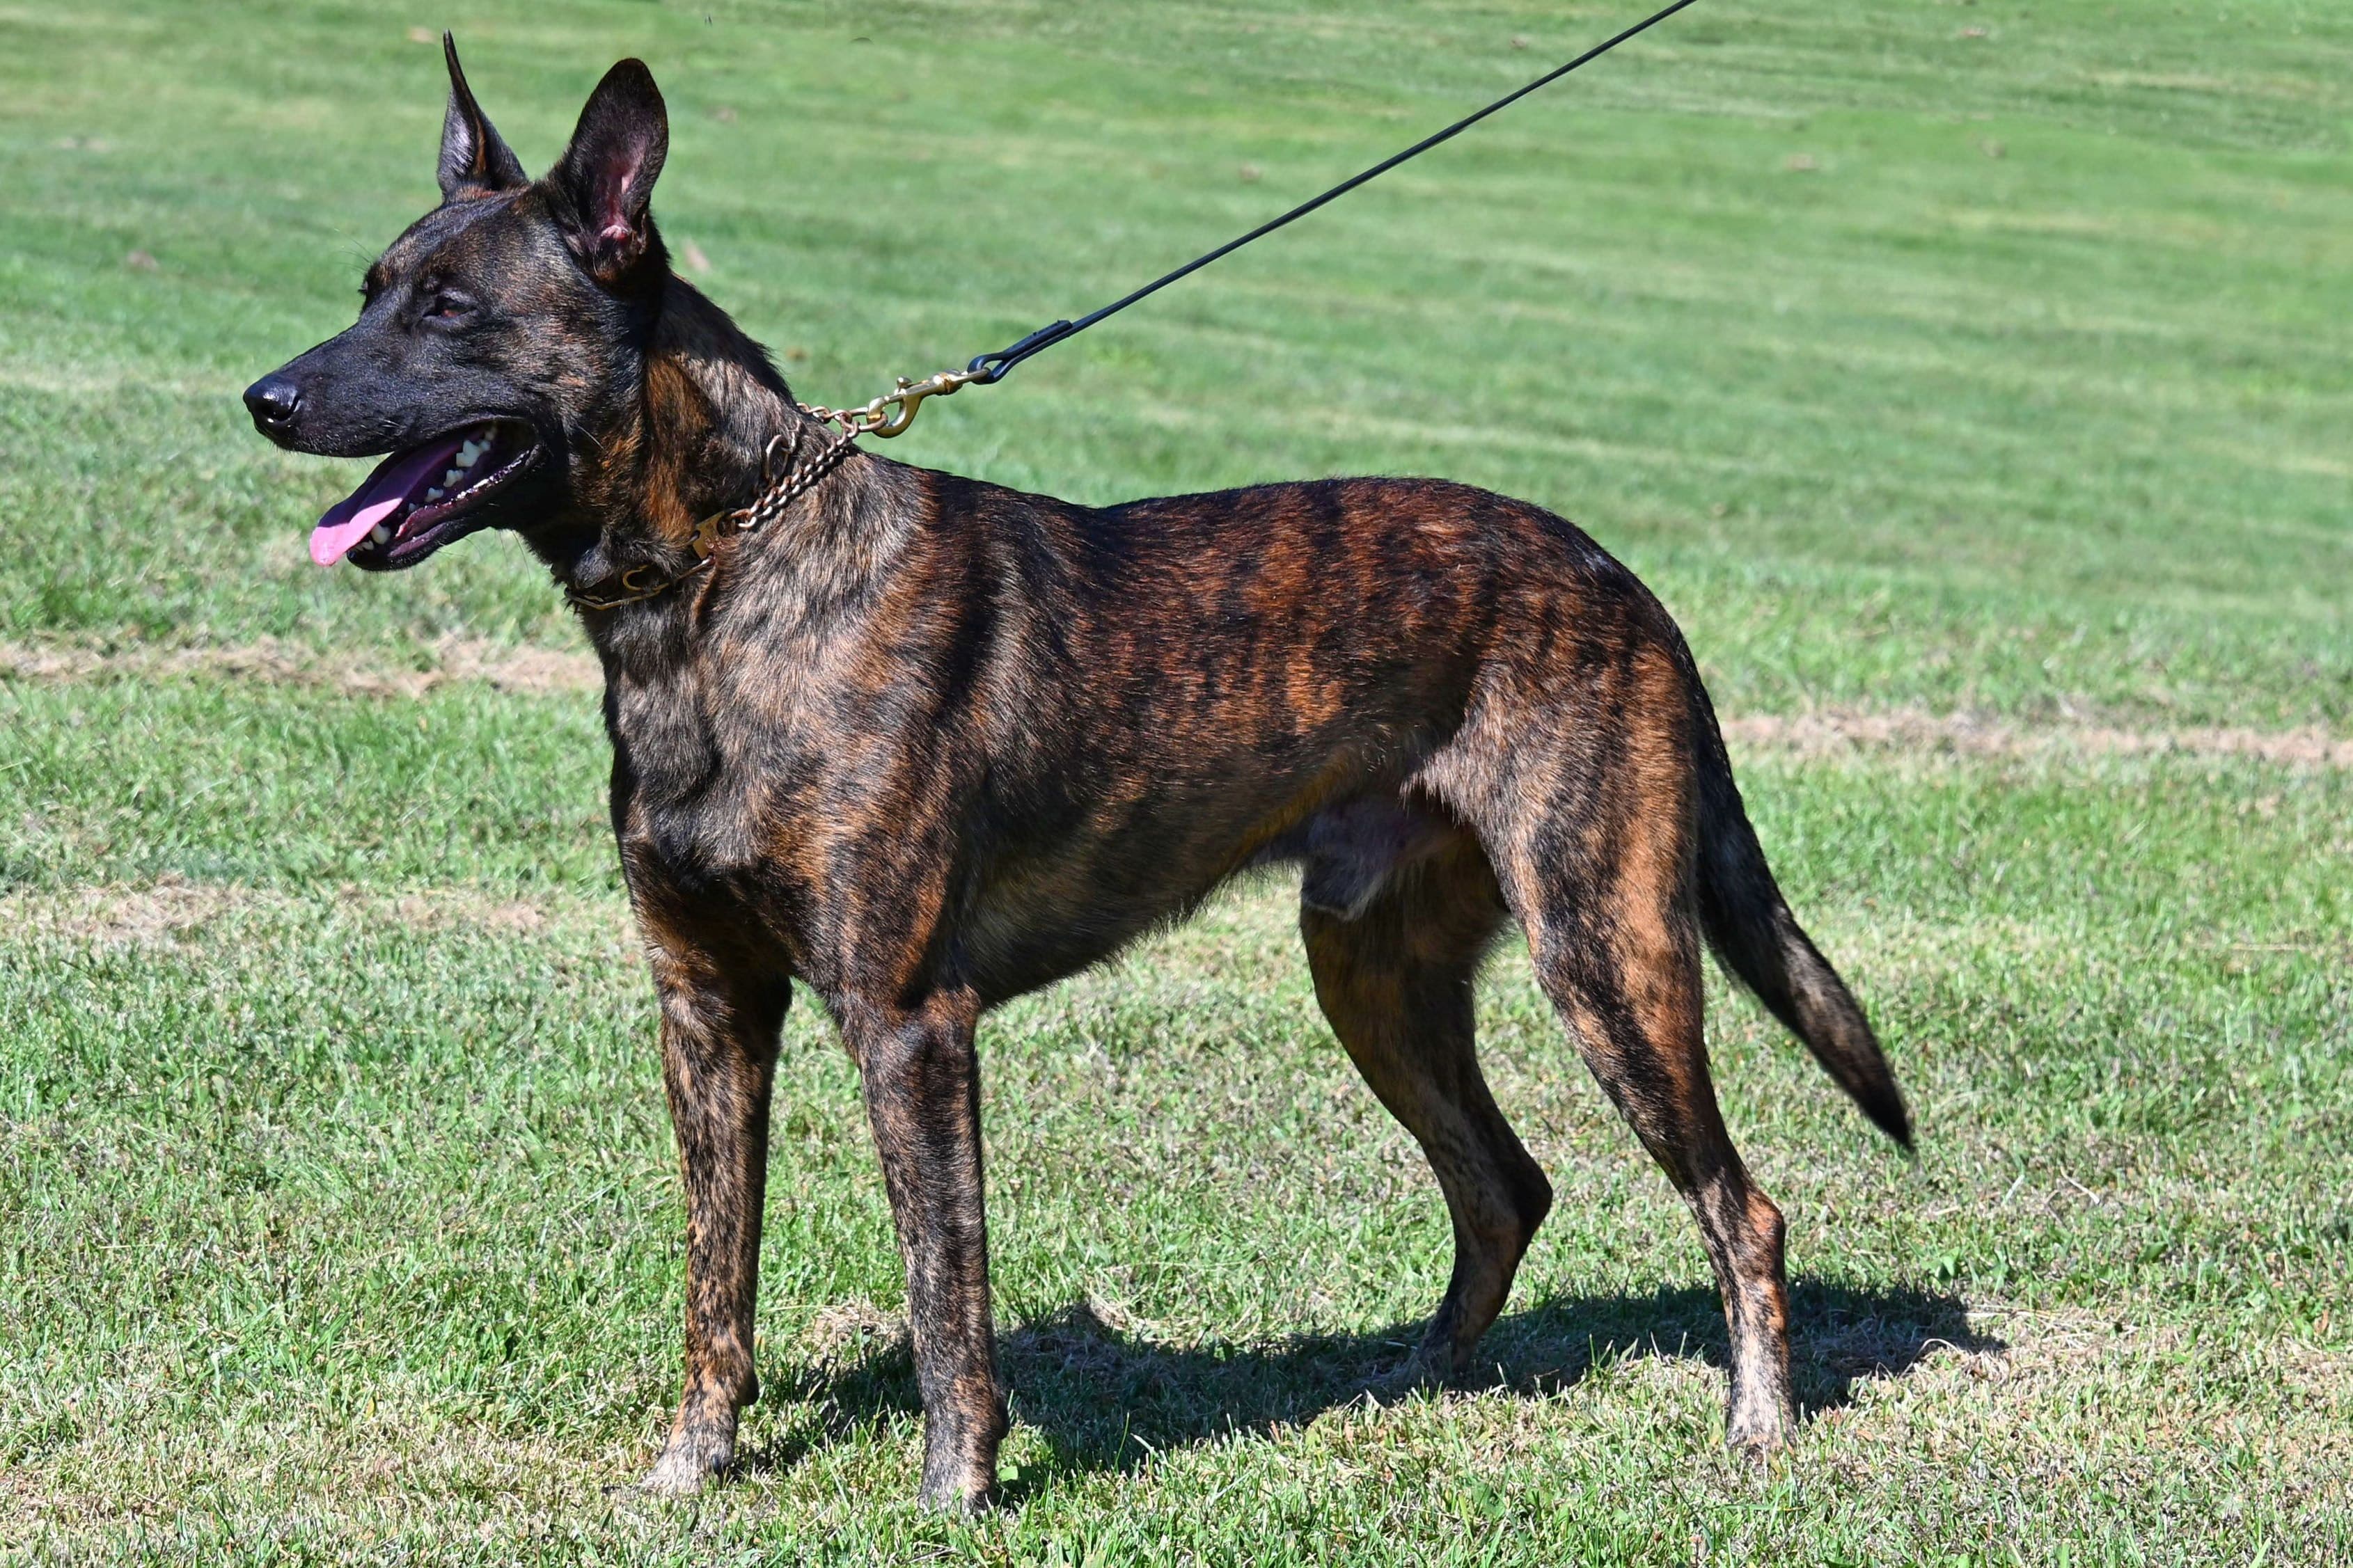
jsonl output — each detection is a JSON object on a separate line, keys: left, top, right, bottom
{"left": 549, "top": 58, "right": 670, "bottom": 285}
{"left": 439, "top": 34, "right": 528, "bottom": 200}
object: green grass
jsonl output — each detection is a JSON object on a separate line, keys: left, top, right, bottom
{"left": 1, "top": 1, "right": 2347, "bottom": 1562}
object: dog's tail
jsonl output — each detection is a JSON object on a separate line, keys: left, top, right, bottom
{"left": 1689, "top": 693, "right": 1912, "bottom": 1148}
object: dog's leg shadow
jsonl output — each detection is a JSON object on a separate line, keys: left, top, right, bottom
{"left": 728, "top": 1278, "right": 2001, "bottom": 1491}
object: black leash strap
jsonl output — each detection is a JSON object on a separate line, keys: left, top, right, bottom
{"left": 964, "top": 0, "right": 1702, "bottom": 384}
{"left": 576, "top": 2, "right": 1697, "bottom": 611}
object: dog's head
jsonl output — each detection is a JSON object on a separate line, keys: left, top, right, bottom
{"left": 244, "top": 37, "right": 672, "bottom": 571}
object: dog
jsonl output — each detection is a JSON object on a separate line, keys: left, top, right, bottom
{"left": 244, "top": 38, "right": 1909, "bottom": 1510}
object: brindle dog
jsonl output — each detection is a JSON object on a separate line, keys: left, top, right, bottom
{"left": 245, "top": 40, "right": 1910, "bottom": 1510}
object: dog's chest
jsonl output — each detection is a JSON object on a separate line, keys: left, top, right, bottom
{"left": 604, "top": 644, "right": 860, "bottom": 899}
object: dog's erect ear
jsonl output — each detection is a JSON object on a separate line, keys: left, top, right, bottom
{"left": 438, "top": 33, "right": 528, "bottom": 200}
{"left": 548, "top": 58, "right": 669, "bottom": 285}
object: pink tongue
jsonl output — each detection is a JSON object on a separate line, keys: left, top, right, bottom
{"left": 309, "top": 434, "right": 469, "bottom": 566}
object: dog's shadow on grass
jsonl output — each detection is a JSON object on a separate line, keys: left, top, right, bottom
{"left": 739, "top": 1278, "right": 1998, "bottom": 1486}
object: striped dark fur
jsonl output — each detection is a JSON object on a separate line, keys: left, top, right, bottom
{"left": 246, "top": 47, "right": 1910, "bottom": 1510}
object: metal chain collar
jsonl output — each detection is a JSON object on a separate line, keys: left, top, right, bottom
{"left": 565, "top": 365, "right": 986, "bottom": 612}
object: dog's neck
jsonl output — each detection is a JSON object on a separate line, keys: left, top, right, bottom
{"left": 554, "top": 272, "right": 912, "bottom": 662}
{"left": 631, "top": 276, "right": 815, "bottom": 536}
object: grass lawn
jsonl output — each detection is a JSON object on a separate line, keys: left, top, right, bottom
{"left": 2, "top": 1, "right": 2348, "bottom": 1561}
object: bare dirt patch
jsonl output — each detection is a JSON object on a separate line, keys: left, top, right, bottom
{"left": 0, "top": 635, "right": 600, "bottom": 697}
{"left": 427, "top": 639, "right": 601, "bottom": 695}
{"left": 1723, "top": 707, "right": 2353, "bottom": 769}
{"left": 384, "top": 888, "right": 556, "bottom": 935}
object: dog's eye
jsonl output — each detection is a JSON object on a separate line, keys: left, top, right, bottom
{"left": 424, "top": 291, "right": 475, "bottom": 323}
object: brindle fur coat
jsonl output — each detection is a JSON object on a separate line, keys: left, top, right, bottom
{"left": 244, "top": 44, "right": 1910, "bottom": 1510}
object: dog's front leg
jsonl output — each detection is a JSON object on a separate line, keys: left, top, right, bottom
{"left": 842, "top": 988, "right": 1005, "bottom": 1512}
{"left": 639, "top": 938, "right": 789, "bottom": 1497}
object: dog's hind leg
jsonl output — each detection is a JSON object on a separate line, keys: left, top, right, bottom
{"left": 1484, "top": 723, "right": 1798, "bottom": 1451}
{"left": 637, "top": 924, "right": 793, "bottom": 1496}
{"left": 1300, "top": 825, "right": 1552, "bottom": 1381}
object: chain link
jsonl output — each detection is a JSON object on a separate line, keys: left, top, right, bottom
{"left": 567, "top": 365, "right": 979, "bottom": 612}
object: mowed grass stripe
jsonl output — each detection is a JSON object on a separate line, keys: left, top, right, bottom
{"left": 6, "top": 854, "right": 2345, "bottom": 1318}
{"left": 0, "top": 678, "right": 612, "bottom": 892}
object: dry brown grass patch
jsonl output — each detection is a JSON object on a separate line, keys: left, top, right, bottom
{"left": 1, "top": 875, "right": 250, "bottom": 947}
{"left": 1725, "top": 706, "right": 2353, "bottom": 769}
{"left": 0, "top": 634, "right": 600, "bottom": 697}
{"left": 0, "top": 878, "right": 630, "bottom": 949}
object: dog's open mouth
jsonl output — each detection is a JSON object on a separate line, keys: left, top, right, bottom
{"left": 311, "top": 420, "right": 538, "bottom": 569}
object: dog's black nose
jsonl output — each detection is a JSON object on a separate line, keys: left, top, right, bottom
{"left": 243, "top": 374, "right": 302, "bottom": 432}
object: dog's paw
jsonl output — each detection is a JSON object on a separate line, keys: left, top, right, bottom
{"left": 1365, "top": 1336, "right": 1465, "bottom": 1402}
{"left": 1724, "top": 1409, "right": 1794, "bottom": 1457}
{"left": 638, "top": 1457, "right": 711, "bottom": 1498}
{"left": 1724, "top": 1366, "right": 1796, "bottom": 1456}
{"left": 638, "top": 1429, "right": 732, "bottom": 1498}
{"left": 916, "top": 1447, "right": 999, "bottom": 1514}
{"left": 916, "top": 1478, "right": 995, "bottom": 1516}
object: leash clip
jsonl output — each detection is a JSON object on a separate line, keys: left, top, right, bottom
{"left": 801, "top": 365, "right": 987, "bottom": 439}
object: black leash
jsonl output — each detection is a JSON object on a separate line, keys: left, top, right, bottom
{"left": 574, "top": 0, "right": 1701, "bottom": 610}
{"left": 963, "top": 0, "right": 1703, "bottom": 385}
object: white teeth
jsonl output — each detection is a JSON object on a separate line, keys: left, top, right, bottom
{"left": 425, "top": 486, "right": 445, "bottom": 502}
{"left": 455, "top": 445, "right": 480, "bottom": 468}
{"left": 370, "top": 523, "right": 391, "bottom": 544}
{"left": 442, "top": 468, "right": 464, "bottom": 487}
